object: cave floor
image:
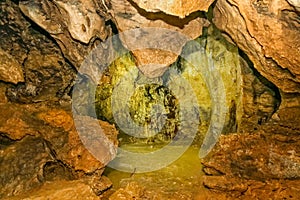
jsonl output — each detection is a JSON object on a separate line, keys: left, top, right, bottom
{"left": 1, "top": 103, "right": 300, "bottom": 200}
{"left": 103, "top": 145, "right": 206, "bottom": 199}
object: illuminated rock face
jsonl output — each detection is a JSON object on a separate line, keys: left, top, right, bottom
{"left": 131, "top": 0, "right": 215, "bottom": 18}
{"left": 110, "top": 0, "right": 210, "bottom": 78}
{"left": 19, "top": 0, "right": 109, "bottom": 69}
{"left": 95, "top": 52, "right": 181, "bottom": 143}
{"left": 17, "top": 0, "right": 300, "bottom": 99}
{"left": 1, "top": 0, "right": 75, "bottom": 104}
{"left": 0, "top": 101, "right": 118, "bottom": 198}
{"left": 0, "top": 49, "right": 24, "bottom": 84}
{"left": 213, "top": 0, "right": 300, "bottom": 95}
{"left": 0, "top": 0, "right": 299, "bottom": 199}
{"left": 95, "top": 26, "right": 279, "bottom": 143}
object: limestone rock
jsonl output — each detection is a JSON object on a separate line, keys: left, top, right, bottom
{"left": 287, "top": 0, "right": 300, "bottom": 11}
{"left": 279, "top": 92, "right": 300, "bottom": 109}
{"left": 0, "top": 0, "right": 75, "bottom": 103}
{"left": 131, "top": 0, "right": 215, "bottom": 18}
{"left": 95, "top": 53, "right": 182, "bottom": 142}
{"left": 89, "top": 175, "right": 112, "bottom": 196}
{"left": 239, "top": 56, "right": 280, "bottom": 132}
{"left": 37, "top": 109, "right": 74, "bottom": 132}
{"left": 180, "top": 26, "right": 242, "bottom": 137}
{"left": 0, "top": 49, "right": 24, "bottom": 84}
{"left": 110, "top": 0, "right": 209, "bottom": 77}
{"left": 201, "top": 108, "right": 300, "bottom": 199}
{"left": 201, "top": 177, "right": 300, "bottom": 199}
{"left": 19, "top": 0, "right": 109, "bottom": 69}
{"left": 0, "top": 136, "right": 53, "bottom": 198}
{"left": 0, "top": 103, "right": 39, "bottom": 140}
{"left": 95, "top": 26, "right": 279, "bottom": 144}
{"left": 0, "top": 103, "right": 118, "bottom": 198}
{"left": 37, "top": 109, "right": 118, "bottom": 173}
{"left": 202, "top": 108, "right": 300, "bottom": 181}
{"left": 5, "top": 180, "right": 100, "bottom": 200}
{"left": 0, "top": 116, "right": 36, "bottom": 140}
{"left": 109, "top": 182, "right": 145, "bottom": 200}
{"left": 0, "top": 1, "right": 28, "bottom": 66}
{"left": 203, "top": 176, "right": 248, "bottom": 193}
{"left": 0, "top": 83, "right": 7, "bottom": 104}
{"left": 53, "top": 0, "right": 107, "bottom": 44}
{"left": 213, "top": 0, "right": 300, "bottom": 93}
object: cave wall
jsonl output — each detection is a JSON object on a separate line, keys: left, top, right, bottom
{"left": 0, "top": 0, "right": 299, "bottom": 199}
{"left": 7, "top": 0, "right": 299, "bottom": 109}
{"left": 0, "top": 1, "right": 117, "bottom": 198}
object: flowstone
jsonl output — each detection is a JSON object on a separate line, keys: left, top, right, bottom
{"left": 95, "top": 26, "right": 250, "bottom": 144}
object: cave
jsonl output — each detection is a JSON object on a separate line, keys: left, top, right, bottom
{"left": 0, "top": 0, "right": 300, "bottom": 199}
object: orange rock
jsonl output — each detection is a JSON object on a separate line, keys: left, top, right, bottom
{"left": 110, "top": 0, "right": 209, "bottom": 77}
{"left": 6, "top": 180, "right": 100, "bottom": 200}
{"left": 0, "top": 117, "right": 36, "bottom": 140}
{"left": 0, "top": 49, "right": 24, "bottom": 84}
{"left": 131, "top": 0, "right": 215, "bottom": 18}
{"left": 37, "top": 109, "right": 118, "bottom": 173}
{"left": 37, "top": 109, "right": 74, "bottom": 132}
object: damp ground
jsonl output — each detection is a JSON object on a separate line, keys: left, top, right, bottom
{"left": 103, "top": 144, "right": 206, "bottom": 199}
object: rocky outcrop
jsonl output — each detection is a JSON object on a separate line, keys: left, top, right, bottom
{"left": 239, "top": 56, "right": 280, "bottom": 132}
{"left": 0, "top": 49, "right": 24, "bottom": 84}
{"left": 0, "top": 103, "right": 118, "bottom": 198}
{"left": 288, "top": 0, "right": 300, "bottom": 11}
{"left": 19, "top": 0, "right": 110, "bottom": 69}
{"left": 37, "top": 109, "right": 118, "bottom": 173}
{"left": 201, "top": 107, "right": 300, "bottom": 199}
{"left": 0, "top": 0, "right": 75, "bottom": 103}
{"left": 0, "top": 1, "right": 118, "bottom": 198}
{"left": 109, "top": 182, "right": 145, "bottom": 200}
{"left": 197, "top": 177, "right": 300, "bottom": 200}
{"left": 110, "top": 0, "right": 209, "bottom": 77}
{"left": 0, "top": 136, "right": 54, "bottom": 199}
{"left": 213, "top": 0, "right": 300, "bottom": 94}
{"left": 5, "top": 180, "right": 102, "bottom": 200}
{"left": 131, "top": 0, "right": 215, "bottom": 18}
{"left": 0, "top": 0, "right": 299, "bottom": 199}
{"left": 94, "top": 24, "right": 280, "bottom": 145}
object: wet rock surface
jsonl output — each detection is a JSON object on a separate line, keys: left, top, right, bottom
{"left": 0, "top": 0, "right": 299, "bottom": 199}
{"left": 0, "top": 2, "right": 119, "bottom": 198}
{"left": 94, "top": 24, "right": 280, "bottom": 145}
{"left": 198, "top": 178, "right": 300, "bottom": 200}
{"left": 0, "top": 49, "right": 24, "bottom": 84}
{"left": 239, "top": 55, "right": 280, "bottom": 132}
{"left": 201, "top": 107, "right": 300, "bottom": 199}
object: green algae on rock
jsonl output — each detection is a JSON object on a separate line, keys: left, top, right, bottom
{"left": 95, "top": 25, "right": 242, "bottom": 145}
{"left": 180, "top": 26, "right": 241, "bottom": 138}
{"left": 94, "top": 25, "right": 279, "bottom": 148}
{"left": 95, "top": 53, "right": 181, "bottom": 143}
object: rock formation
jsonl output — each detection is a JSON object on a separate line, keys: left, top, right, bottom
{"left": 131, "top": 0, "right": 215, "bottom": 18}
{"left": 110, "top": 0, "right": 210, "bottom": 77}
{"left": 0, "top": 0, "right": 299, "bottom": 199}
{"left": 19, "top": 0, "right": 110, "bottom": 69}
{"left": 213, "top": 0, "right": 300, "bottom": 95}
{"left": 201, "top": 107, "right": 300, "bottom": 199}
